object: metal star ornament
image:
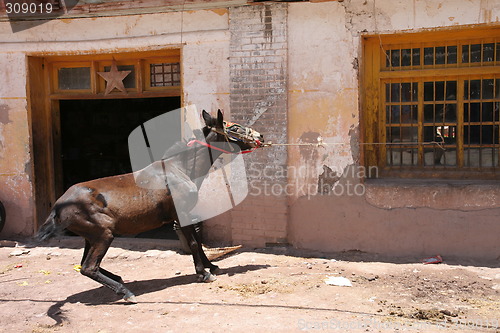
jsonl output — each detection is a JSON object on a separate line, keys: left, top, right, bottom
{"left": 98, "top": 59, "right": 131, "bottom": 95}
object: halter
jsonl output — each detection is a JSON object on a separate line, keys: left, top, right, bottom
{"left": 187, "top": 121, "right": 262, "bottom": 154}
{"left": 209, "top": 121, "right": 262, "bottom": 148}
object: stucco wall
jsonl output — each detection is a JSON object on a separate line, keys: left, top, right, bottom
{"left": 0, "top": 1, "right": 499, "bottom": 259}
{"left": 0, "top": 53, "right": 34, "bottom": 236}
{"left": 288, "top": 1, "right": 358, "bottom": 203}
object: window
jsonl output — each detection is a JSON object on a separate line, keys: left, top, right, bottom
{"left": 58, "top": 67, "right": 91, "bottom": 90}
{"left": 150, "top": 62, "right": 181, "bottom": 87}
{"left": 363, "top": 27, "right": 500, "bottom": 179}
{"left": 144, "top": 58, "right": 181, "bottom": 90}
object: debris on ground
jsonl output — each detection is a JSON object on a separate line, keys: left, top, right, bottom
{"left": 203, "top": 245, "right": 242, "bottom": 261}
{"left": 422, "top": 255, "right": 443, "bottom": 264}
{"left": 9, "top": 249, "right": 30, "bottom": 257}
{"left": 324, "top": 276, "right": 352, "bottom": 287}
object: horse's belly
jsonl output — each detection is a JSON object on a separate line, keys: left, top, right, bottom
{"left": 112, "top": 211, "right": 174, "bottom": 235}
{"left": 108, "top": 193, "right": 175, "bottom": 235}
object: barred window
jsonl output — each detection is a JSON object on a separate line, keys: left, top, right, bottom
{"left": 150, "top": 63, "right": 181, "bottom": 87}
{"left": 363, "top": 27, "right": 500, "bottom": 179}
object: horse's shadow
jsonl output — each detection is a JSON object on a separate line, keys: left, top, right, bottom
{"left": 47, "top": 264, "right": 269, "bottom": 325}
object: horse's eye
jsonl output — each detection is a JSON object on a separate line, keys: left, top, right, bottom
{"left": 229, "top": 125, "right": 243, "bottom": 133}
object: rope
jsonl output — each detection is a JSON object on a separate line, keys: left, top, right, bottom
{"left": 262, "top": 136, "right": 447, "bottom": 151}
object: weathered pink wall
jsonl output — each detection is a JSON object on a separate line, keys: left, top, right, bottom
{"left": 0, "top": 53, "right": 35, "bottom": 237}
{"left": 288, "top": 168, "right": 500, "bottom": 260}
{"left": 289, "top": 194, "right": 500, "bottom": 260}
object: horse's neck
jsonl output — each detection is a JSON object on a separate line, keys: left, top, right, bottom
{"left": 133, "top": 142, "right": 225, "bottom": 190}
{"left": 162, "top": 143, "right": 224, "bottom": 183}
{"left": 191, "top": 145, "right": 224, "bottom": 184}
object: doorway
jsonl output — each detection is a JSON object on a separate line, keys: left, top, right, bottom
{"left": 59, "top": 97, "right": 181, "bottom": 239}
{"left": 59, "top": 97, "right": 180, "bottom": 191}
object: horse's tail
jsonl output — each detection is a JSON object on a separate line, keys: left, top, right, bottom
{"left": 35, "top": 209, "right": 62, "bottom": 243}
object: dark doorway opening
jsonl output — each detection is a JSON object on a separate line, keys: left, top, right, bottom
{"left": 59, "top": 96, "right": 181, "bottom": 239}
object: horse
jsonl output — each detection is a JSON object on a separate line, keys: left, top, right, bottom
{"left": 35, "top": 110, "right": 263, "bottom": 303}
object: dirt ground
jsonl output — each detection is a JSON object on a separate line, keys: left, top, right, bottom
{"left": 0, "top": 237, "right": 499, "bottom": 333}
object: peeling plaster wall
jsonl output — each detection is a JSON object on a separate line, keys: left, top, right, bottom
{"left": 288, "top": 1, "right": 358, "bottom": 203}
{"left": 0, "top": 53, "right": 34, "bottom": 236}
{"left": 343, "top": 0, "right": 500, "bottom": 33}
{"left": 0, "top": 10, "right": 229, "bottom": 45}
{"left": 0, "top": 9, "right": 230, "bottom": 238}
{"left": 287, "top": 1, "right": 500, "bottom": 259}
{"left": 183, "top": 35, "right": 230, "bottom": 113}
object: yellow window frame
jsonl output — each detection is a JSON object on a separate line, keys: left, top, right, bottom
{"left": 362, "top": 26, "right": 500, "bottom": 179}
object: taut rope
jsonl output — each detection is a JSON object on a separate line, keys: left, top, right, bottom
{"left": 261, "top": 136, "right": 447, "bottom": 151}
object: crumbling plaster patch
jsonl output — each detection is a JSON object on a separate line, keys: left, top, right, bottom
{"left": 0, "top": 99, "right": 35, "bottom": 236}
{"left": 288, "top": 2, "right": 359, "bottom": 200}
{"left": 0, "top": 104, "right": 12, "bottom": 126}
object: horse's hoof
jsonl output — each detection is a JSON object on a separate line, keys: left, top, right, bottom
{"left": 123, "top": 294, "right": 137, "bottom": 303}
{"left": 210, "top": 266, "right": 221, "bottom": 275}
{"left": 197, "top": 273, "right": 217, "bottom": 283}
{"left": 204, "top": 273, "right": 217, "bottom": 283}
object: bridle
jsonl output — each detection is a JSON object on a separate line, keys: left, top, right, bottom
{"left": 187, "top": 121, "right": 262, "bottom": 154}
{"left": 219, "top": 121, "right": 262, "bottom": 147}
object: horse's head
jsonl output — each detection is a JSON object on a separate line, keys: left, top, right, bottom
{"left": 202, "top": 110, "right": 264, "bottom": 153}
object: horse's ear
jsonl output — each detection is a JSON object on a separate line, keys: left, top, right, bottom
{"left": 216, "top": 109, "right": 224, "bottom": 129}
{"left": 202, "top": 110, "right": 212, "bottom": 126}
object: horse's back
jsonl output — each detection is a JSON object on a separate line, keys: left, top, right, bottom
{"left": 55, "top": 172, "right": 175, "bottom": 236}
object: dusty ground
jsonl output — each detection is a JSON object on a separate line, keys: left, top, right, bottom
{"left": 0, "top": 237, "right": 499, "bottom": 333}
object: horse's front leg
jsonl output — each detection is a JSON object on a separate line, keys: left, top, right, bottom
{"left": 190, "top": 224, "right": 221, "bottom": 275}
{"left": 180, "top": 223, "right": 216, "bottom": 282}
{"left": 166, "top": 167, "right": 216, "bottom": 282}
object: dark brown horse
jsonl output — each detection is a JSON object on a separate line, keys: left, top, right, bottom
{"left": 36, "top": 110, "right": 263, "bottom": 303}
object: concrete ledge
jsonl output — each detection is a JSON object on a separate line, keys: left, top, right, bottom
{"left": 365, "top": 178, "right": 500, "bottom": 210}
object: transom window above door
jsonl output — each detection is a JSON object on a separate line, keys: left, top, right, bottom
{"left": 363, "top": 27, "right": 500, "bottom": 179}
{"left": 47, "top": 49, "right": 181, "bottom": 97}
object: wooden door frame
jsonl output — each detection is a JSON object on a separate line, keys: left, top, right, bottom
{"left": 27, "top": 48, "right": 183, "bottom": 231}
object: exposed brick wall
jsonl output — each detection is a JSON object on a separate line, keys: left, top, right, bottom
{"left": 228, "top": 3, "right": 288, "bottom": 247}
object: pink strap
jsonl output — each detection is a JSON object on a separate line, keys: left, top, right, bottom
{"left": 187, "top": 140, "right": 255, "bottom": 154}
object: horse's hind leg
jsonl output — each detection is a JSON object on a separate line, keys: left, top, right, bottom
{"left": 82, "top": 240, "right": 124, "bottom": 283}
{"left": 80, "top": 233, "right": 136, "bottom": 302}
